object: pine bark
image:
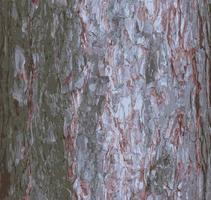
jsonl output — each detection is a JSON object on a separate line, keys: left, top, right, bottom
{"left": 0, "top": 0, "right": 211, "bottom": 199}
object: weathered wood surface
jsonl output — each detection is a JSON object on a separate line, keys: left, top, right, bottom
{"left": 0, "top": 0, "right": 211, "bottom": 199}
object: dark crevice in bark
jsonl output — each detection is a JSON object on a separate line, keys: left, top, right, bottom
{"left": 0, "top": 167, "right": 11, "bottom": 199}
{"left": 0, "top": 1, "right": 13, "bottom": 199}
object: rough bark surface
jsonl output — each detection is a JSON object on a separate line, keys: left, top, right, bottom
{"left": 0, "top": 0, "right": 211, "bottom": 199}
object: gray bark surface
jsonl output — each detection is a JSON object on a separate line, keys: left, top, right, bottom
{"left": 0, "top": 0, "right": 211, "bottom": 199}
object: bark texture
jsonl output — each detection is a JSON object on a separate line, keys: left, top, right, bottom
{"left": 0, "top": 0, "right": 211, "bottom": 199}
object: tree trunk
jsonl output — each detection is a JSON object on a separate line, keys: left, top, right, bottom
{"left": 0, "top": 0, "right": 210, "bottom": 199}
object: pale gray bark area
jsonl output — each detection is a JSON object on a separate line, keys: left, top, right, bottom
{"left": 0, "top": 0, "right": 211, "bottom": 200}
